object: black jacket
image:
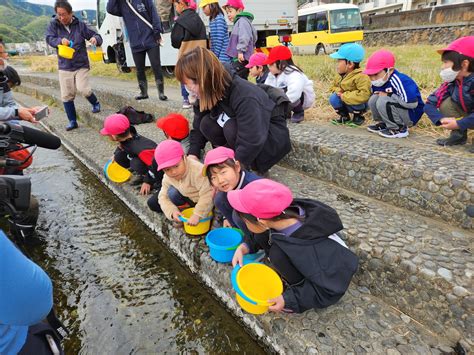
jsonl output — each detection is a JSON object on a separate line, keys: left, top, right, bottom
{"left": 245, "top": 199, "right": 359, "bottom": 313}
{"left": 171, "top": 9, "right": 207, "bottom": 50}
{"left": 188, "top": 74, "right": 291, "bottom": 173}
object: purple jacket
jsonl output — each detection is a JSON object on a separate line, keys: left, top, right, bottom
{"left": 226, "top": 12, "right": 257, "bottom": 61}
{"left": 45, "top": 16, "right": 102, "bottom": 71}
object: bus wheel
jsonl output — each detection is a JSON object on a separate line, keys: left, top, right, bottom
{"left": 315, "top": 44, "right": 326, "bottom": 56}
{"left": 162, "top": 66, "right": 174, "bottom": 78}
{"left": 116, "top": 62, "right": 131, "bottom": 73}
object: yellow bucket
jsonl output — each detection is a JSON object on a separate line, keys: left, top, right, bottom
{"left": 179, "top": 208, "right": 212, "bottom": 235}
{"left": 57, "top": 45, "right": 75, "bottom": 59}
{"left": 236, "top": 293, "right": 268, "bottom": 315}
{"left": 236, "top": 263, "right": 283, "bottom": 314}
{"left": 88, "top": 49, "right": 103, "bottom": 62}
{"left": 105, "top": 161, "right": 132, "bottom": 183}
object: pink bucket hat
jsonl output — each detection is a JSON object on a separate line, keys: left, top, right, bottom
{"left": 437, "top": 36, "right": 474, "bottom": 58}
{"left": 227, "top": 179, "right": 293, "bottom": 219}
{"left": 245, "top": 53, "right": 268, "bottom": 69}
{"left": 202, "top": 147, "right": 235, "bottom": 176}
{"left": 223, "top": 0, "right": 244, "bottom": 10}
{"left": 363, "top": 49, "right": 395, "bottom": 75}
{"left": 154, "top": 140, "right": 185, "bottom": 171}
{"left": 100, "top": 114, "right": 130, "bottom": 135}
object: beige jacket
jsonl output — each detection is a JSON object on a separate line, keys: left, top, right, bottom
{"left": 158, "top": 157, "right": 214, "bottom": 220}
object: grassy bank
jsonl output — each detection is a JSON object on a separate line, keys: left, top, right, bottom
{"left": 13, "top": 45, "right": 448, "bottom": 137}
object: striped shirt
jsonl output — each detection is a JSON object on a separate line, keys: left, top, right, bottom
{"left": 209, "top": 14, "right": 230, "bottom": 63}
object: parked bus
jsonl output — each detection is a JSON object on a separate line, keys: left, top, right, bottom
{"left": 96, "top": 0, "right": 297, "bottom": 74}
{"left": 267, "top": 3, "right": 363, "bottom": 56}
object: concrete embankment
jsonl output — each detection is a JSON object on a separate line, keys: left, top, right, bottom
{"left": 14, "top": 71, "right": 473, "bottom": 353}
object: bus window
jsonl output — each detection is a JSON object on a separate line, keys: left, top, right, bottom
{"left": 298, "top": 14, "right": 308, "bottom": 33}
{"left": 306, "top": 13, "right": 317, "bottom": 32}
{"left": 316, "top": 12, "right": 328, "bottom": 31}
{"left": 329, "top": 8, "right": 362, "bottom": 33}
{"left": 97, "top": 0, "right": 107, "bottom": 28}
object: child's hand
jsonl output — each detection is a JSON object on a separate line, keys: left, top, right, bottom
{"left": 172, "top": 211, "right": 183, "bottom": 222}
{"left": 238, "top": 52, "right": 245, "bottom": 62}
{"left": 61, "top": 38, "right": 70, "bottom": 46}
{"left": 232, "top": 243, "right": 249, "bottom": 267}
{"left": 268, "top": 295, "right": 285, "bottom": 313}
{"left": 140, "top": 182, "right": 151, "bottom": 195}
{"left": 186, "top": 214, "right": 200, "bottom": 226}
{"left": 223, "top": 219, "right": 232, "bottom": 228}
{"left": 440, "top": 117, "right": 459, "bottom": 130}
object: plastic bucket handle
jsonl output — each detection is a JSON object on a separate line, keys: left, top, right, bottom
{"left": 178, "top": 215, "right": 212, "bottom": 224}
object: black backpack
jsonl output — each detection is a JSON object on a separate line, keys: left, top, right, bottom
{"left": 117, "top": 106, "right": 154, "bottom": 125}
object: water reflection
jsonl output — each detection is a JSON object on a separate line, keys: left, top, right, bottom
{"left": 18, "top": 146, "right": 265, "bottom": 354}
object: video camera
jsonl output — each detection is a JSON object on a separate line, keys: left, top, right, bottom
{"left": 0, "top": 122, "right": 61, "bottom": 216}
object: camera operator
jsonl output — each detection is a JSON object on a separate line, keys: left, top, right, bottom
{"left": 0, "top": 230, "right": 65, "bottom": 354}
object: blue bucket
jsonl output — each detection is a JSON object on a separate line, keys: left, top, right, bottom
{"left": 205, "top": 228, "right": 242, "bottom": 263}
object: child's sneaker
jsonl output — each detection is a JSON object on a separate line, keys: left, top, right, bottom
{"left": 291, "top": 112, "right": 304, "bottom": 123}
{"left": 351, "top": 112, "right": 365, "bottom": 126}
{"left": 378, "top": 127, "right": 409, "bottom": 138}
{"left": 332, "top": 115, "right": 351, "bottom": 125}
{"left": 182, "top": 99, "right": 192, "bottom": 109}
{"left": 92, "top": 102, "right": 101, "bottom": 113}
{"left": 367, "top": 122, "right": 386, "bottom": 133}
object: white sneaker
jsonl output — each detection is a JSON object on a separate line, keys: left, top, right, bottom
{"left": 378, "top": 127, "right": 409, "bottom": 138}
{"left": 182, "top": 100, "right": 192, "bottom": 109}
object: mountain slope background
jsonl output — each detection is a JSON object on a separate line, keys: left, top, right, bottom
{"left": 0, "top": 0, "right": 96, "bottom": 43}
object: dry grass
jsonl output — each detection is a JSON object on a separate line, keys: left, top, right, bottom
{"left": 14, "top": 45, "right": 451, "bottom": 137}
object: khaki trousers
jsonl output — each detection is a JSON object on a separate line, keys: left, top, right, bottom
{"left": 58, "top": 68, "right": 92, "bottom": 102}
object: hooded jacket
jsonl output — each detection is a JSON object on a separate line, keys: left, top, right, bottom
{"left": 226, "top": 12, "right": 257, "bottom": 61}
{"left": 188, "top": 73, "right": 291, "bottom": 173}
{"left": 171, "top": 8, "right": 207, "bottom": 57}
{"left": 107, "top": 0, "right": 162, "bottom": 53}
{"left": 244, "top": 199, "right": 359, "bottom": 313}
{"left": 114, "top": 126, "right": 156, "bottom": 168}
{"left": 424, "top": 73, "right": 474, "bottom": 130}
{"left": 0, "top": 74, "right": 18, "bottom": 121}
{"left": 330, "top": 68, "right": 371, "bottom": 106}
{"left": 45, "top": 15, "right": 102, "bottom": 71}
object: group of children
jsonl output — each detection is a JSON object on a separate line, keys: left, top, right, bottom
{"left": 100, "top": 111, "right": 358, "bottom": 314}
{"left": 98, "top": 35, "right": 473, "bottom": 315}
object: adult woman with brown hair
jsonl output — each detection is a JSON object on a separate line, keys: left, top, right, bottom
{"left": 175, "top": 47, "right": 291, "bottom": 175}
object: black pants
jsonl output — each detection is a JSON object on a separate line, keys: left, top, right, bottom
{"left": 132, "top": 45, "right": 164, "bottom": 84}
{"left": 199, "top": 115, "right": 237, "bottom": 149}
{"left": 231, "top": 60, "right": 249, "bottom": 80}
{"left": 114, "top": 150, "right": 148, "bottom": 176}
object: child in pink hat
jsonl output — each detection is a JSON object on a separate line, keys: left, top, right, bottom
{"left": 228, "top": 179, "right": 359, "bottom": 314}
{"left": 424, "top": 36, "right": 474, "bottom": 151}
{"left": 245, "top": 52, "right": 269, "bottom": 84}
{"left": 202, "top": 147, "right": 260, "bottom": 231}
{"left": 155, "top": 140, "right": 213, "bottom": 225}
{"left": 100, "top": 113, "right": 158, "bottom": 195}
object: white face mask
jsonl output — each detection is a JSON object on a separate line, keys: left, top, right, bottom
{"left": 439, "top": 67, "right": 459, "bottom": 83}
{"left": 0, "top": 59, "right": 8, "bottom": 72}
{"left": 371, "top": 70, "right": 390, "bottom": 87}
{"left": 185, "top": 84, "right": 200, "bottom": 99}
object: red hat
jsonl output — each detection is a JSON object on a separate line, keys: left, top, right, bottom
{"left": 227, "top": 179, "right": 293, "bottom": 219}
{"left": 437, "top": 36, "right": 474, "bottom": 58}
{"left": 100, "top": 114, "right": 130, "bottom": 135}
{"left": 363, "top": 49, "right": 395, "bottom": 75}
{"left": 263, "top": 46, "right": 293, "bottom": 65}
{"left": 222, "top": 0, "right": 244, "bottom": 10}
{"left": 156, "top": 113, "right": 190, "bottom": 140}
{"left": 154, "top": 140, "right": 185, "bottom": 171}
{"left": 202, "top": 147, "right": 235, "bottom": 176}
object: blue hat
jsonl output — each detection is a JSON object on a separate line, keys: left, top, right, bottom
{"left": 329, "top": 43, "right": 365, "bottom": 63}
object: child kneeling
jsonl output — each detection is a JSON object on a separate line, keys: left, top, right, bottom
{"left": 364, "top": 49, "right": 424, "bottom": 138}
{"left": 155, "top": 140, "right": 213, "bottom": 225}
{"left": 329, "top": 43, "right": 371, "bottom": 126}
{"left": 229, "top": 179, "right": 359, "bottom": 313}
{"left": 424, "top": 36, "right": 474, "bottom": 151}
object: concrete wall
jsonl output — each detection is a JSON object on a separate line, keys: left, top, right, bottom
{"left": 362, "top": 3, "right": 474, "bottom": 29}
{"left": 363, "top": 23, "right": 474, "bottom": 46}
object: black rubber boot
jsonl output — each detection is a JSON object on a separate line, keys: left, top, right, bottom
{"left": 436, "top": 129, "right": 467, "bottom": 146}
{"left": 157, "top": 80, "right": 168, "bottom": 101}
{"left": 352, "top": 110, "right": 366, "bottom": 126}
{"left": 63, "top": 101, "right": 78, "bottom": 131}
{"left": 135, "top": 80, "right": 149, "bottom": 100}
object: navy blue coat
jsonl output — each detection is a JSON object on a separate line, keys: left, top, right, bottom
{"left": 106, "top": 0, "right": 163, "bottom": 53}
{"left": 245, "top": 199, "right": 359, "bottom": 313}
{"left": 45, "top": 16, "right": 102, "bottom": 71}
